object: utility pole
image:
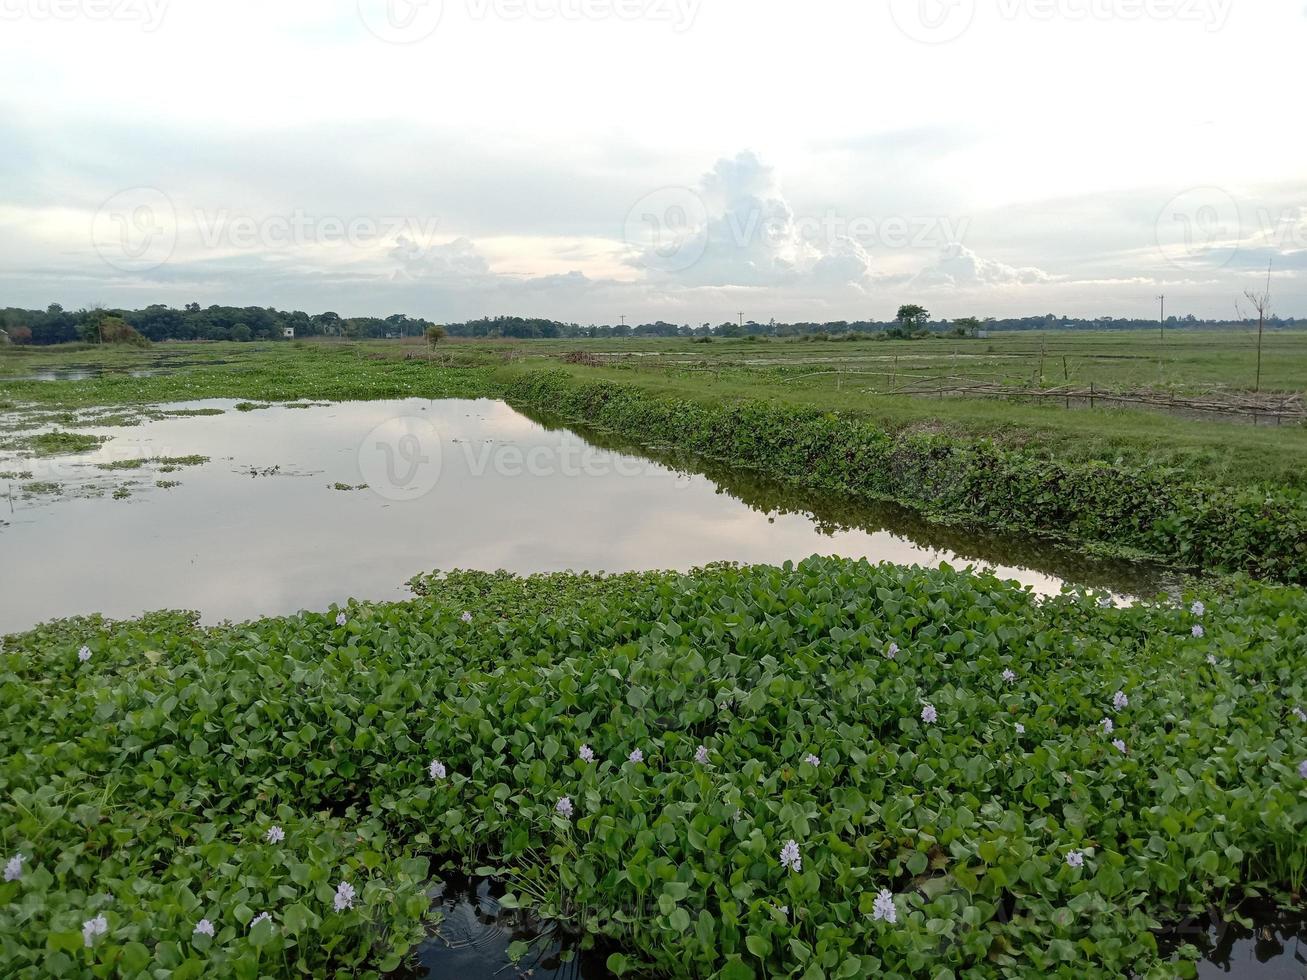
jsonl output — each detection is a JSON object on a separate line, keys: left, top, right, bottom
{"left": 738, "top": 312, "right": 744, "bottom": 328}
{"left": 1157, "top": 294, "right": 1165, "bottom": 341}
{"left": 619, "top": 315, "right": 626, "bottom": 329}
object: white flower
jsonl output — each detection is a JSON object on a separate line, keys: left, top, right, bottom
{"left": 1192, "top": 624, "right": 1206, "bottom": 639}
{"left": 250, "top": 912, "right": 272, "bottom": 930}
{"left": 1015, "top": 723, "right": 1025, "bottom": 735}
{"left": 1065, "top": 850, "right": 1084, "bottom": 868}
{"left": 777, "top": 905, "right": 789, "bottom": 917}
{"left": 335, "top": 612, "right": 347, "bottom": 626}
{"left": 78, "top": 645, "right": 92, "bottom": 663}
{"left": 1113, "top": 691, "right": 1129, "bottom": 711}
{"left": 1191, "top": 601, "right": 1205, "bottom": 617}
{"left": 1207, "top": 654, "right": 1219, "bottom": 666}
{"left": 804, "top": 753, "right": 820, "bottom": 767}
{"left": 333, "top": 881, "right": 356, "bottom": 912}
{"left": 885, "top": 642, "right": 899, "bottom": 660}
{"left": 1293, "top": 707, "right": 1307, "bottom": 723}
{"left": 779, "top": 839, "right": 802, "bottom": 873}
{"left": 555, "top": 796, "right": 574, "bottom": 818}
{"left": 1100, "top": 718, "right": 1114, "bottom": 734}
{"left": 921, "top": 703, "right": 937, "bottom": 724}
{"left": 265, "top": 825, "right": 285, "bottom": 844}
{"left": 82, "top": 914, "right": 108, "bottom": 947}
{"left": 429, "top": 759, "right": 446, "bottom": 780}
{"left": 628, "top": 748, "right": 643, "bottom": 764}
{"left": 1299, "top": 760, "right": 1307, "bottom": 779}
{"left": 872, "top": 888, "right": 897, "bottom": 924}
{"left": 460, "top": 611, "right": 472, "bottom": 624}
{"left": 694, "top": 744, "right": 710, "bottom": 764}
{"left": 578, "top": 744, "right": 595, "bottom": 763}
{"left": 193, "top": 918, "right": 215, "bottom": 937}
{"left": 1002, "top": 669, "right": 1016, "bottom": 684}
{"left": 1113, "top": 739, "right": 1128, "bottom": 754}
{"left": 4, "top": 853, "right": 24, "bottom": 882}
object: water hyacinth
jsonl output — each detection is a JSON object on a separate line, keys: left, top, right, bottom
{"left": 1113, "top": 690, "right": 1129, "bottom": 711}
{"left": 1299, "top": 760, "right": 1307, "bottom": 779}
{"left": 82, "top": 914, "right": 108, "bottom": 947}
{"left": 1191, "top": 600, "right": 1205, "bottom": 617}
{"left": 251, "top": 912, "right": 272, "bottom": 930}
{"left": 555, "top": 796, "right": 574, "bottom": 818}
{"left": 1015, "top": 722, "right": 1025, "bottom": 734}
{"left": 885, "top": 642, "right": 899, "bottom": 660}
{"left": 628, "top": 748, "right": 643, "bottom": 764}
{"left": 265, "top": 825, "right": 285, "bottom": 844}
{"left": 1292, "top": 707, "right": 1306, "bottom": 723}
{"left": 77, "top": 645, "right": 92, "bottom": 663}
{"left": 1066, "top": 850, "right": 1084, "bottom": 868}
{"left": 4, "top": 853, "right": 24, "bottom": 882}
{"left": 921, "top": 703, "right": 937, "bottom": 724}
{"left": 872, "top": 888, "right": 897, "bottom": 924}
{"left": 460, "top": 611, "right": 473, "bottom": 624}
{"left": 335, "top": 612, "right": 347, "bottom": 627}
{"left": 1002, "top": 669, "right": 1017, "bottom": 684}
{"left": 578, "top": 744, "right": 595, "bottom": 763}
{"left": 1113, "top": 739, "right": 1128, "bottom": 754}
{"left": 777, "top": 905, "right": 789, "bottom": 918}
{"left": 1100, "top": 717, "right": 1114, "bottom": 734}
{"left": 193, "top": 919, "right": 215, "bottom": 937}
{"left": 803, "top": 753, "right": 820, "bottom": 767}
{"left": 779, "top": 839, "right": 802, "bottom": 873}
{"left": 1207, "top": 654, "right": 1219, "bottom": 666}
{"left": 429, "top": 759, "right": 446, "bottom": 780}
{"left": 333, "top": 881, "right": 356, "bottom": 912}
{"left": 694, "top": 744, "right": 710, "bottom": 764}
{"left": 1192, "top": 624, "right": 1206, "bottom": 639}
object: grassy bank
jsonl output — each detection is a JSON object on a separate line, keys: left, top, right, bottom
{"left": 3, "top": 560, "right": 1305, "bottom": 978}
{"left": 501, "top": 372, "right": 1307, "bottom": 583}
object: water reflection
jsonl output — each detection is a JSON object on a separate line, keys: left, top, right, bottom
{"left": 2, "top": 397, "right": 1170, "bottom": 633}
{"left": 1155, "top": 901, "right": 1307, "bottom": 978}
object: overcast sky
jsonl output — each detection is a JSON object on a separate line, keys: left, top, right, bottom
{"left": 2, "top": 0, "right": 1304, "bottom": 323}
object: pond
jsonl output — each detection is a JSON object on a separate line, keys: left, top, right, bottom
{"left": 0, "top": 397, "right": 1172, "bottom": 634}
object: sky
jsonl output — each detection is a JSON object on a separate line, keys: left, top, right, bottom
{"left": 1, "top": 0, "right": 1305, "bottom": 324}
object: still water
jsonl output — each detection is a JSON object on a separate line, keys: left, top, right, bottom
{"left": 2, "top": 397, "right": 1162, "bottom": 633}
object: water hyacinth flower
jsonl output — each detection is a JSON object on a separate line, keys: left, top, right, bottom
{"left": 1002, "top": 669, "right": 1016, "bottom": 684}
{"left": 4, "top": 853, "right": 25, "bottom": 882}
{"left": 265, "top": 825, "right": 285, "bottom": 844}
{"left": 1100, "top": 718, "right": 1114, "bottom": 734}
{"left": 1191, "top": 601, "right": 1205, "bottom": 617}
{"left": 1299, "top": 760, "right": 1307, "bottom": 779}
{"left": 1065, "top": 850, "right": 1084, "bottom": 868}
{"left": 872, "top": 888, "right": 897, "bottom": 924}
{"left": 1113, "top": 691, "right": 1129, "bottom": 711}
{"left": 628, "top": 748, "right": 643, "bottom": 764}
{"left": 335, "top": 612, "right": 347, "bottom": 627}
{"left": 78, "top": 645, "right": 92, "bottom": 663}
{"left": 1207, "top": 654, "right": 1219, "bottom": 667}
{"left": 777, "top": 905, "right": 789, "bottom": 918}
{"left": 429, "top": 759, "right": 446, "bottom": 781}
{"left": 779, "top": 839, "right": 802, "bottom": 874}
{"left": 1292, "top": 707, "right": 1306, "bottom": 723}
{"left": 251, "top": 912, "right": 272, "bottom": 930}
{"left": 921, "top": 703, "right": 937, "bottom": 725}
{"left": 193, "top": 919, "right": 215, "bottom": 937}
{"left": 460, "top": 611, "right": 473, "bottom": 624}
{"left": 1192, "top": 624, "right": 1206, "bottom": 639}
{"left": 1015, "top": 723, "right": 1025, "bottom": 735}
{"left": 578, "top": 744, "right": 595, "bottom": 763}
{"left": 885, "top": 642, "right": 899, "bottom": 660}
{"left": 333, "top": 881, "right": 356, "bottom": 912}
{"left": 694, "top": 744, "right": 710, "bottom": 764}
{"left": 1113, "top": 739, "right": 1128, "bottom": 754}
{"left": 82, "top": 914, "right": 108, "bottom": 947}
{"left": 555, "top": 796, "right": 574, "bottom": 818}
{"left": 804, "top": 753, "right": 820, "bottom": 767}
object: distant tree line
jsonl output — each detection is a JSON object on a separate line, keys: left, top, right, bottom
{"left": 0, "top": 304, "right": 436, "bottom": 345}
{"left": 2, "top": 305, "right": 1300, "bottom": 346}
